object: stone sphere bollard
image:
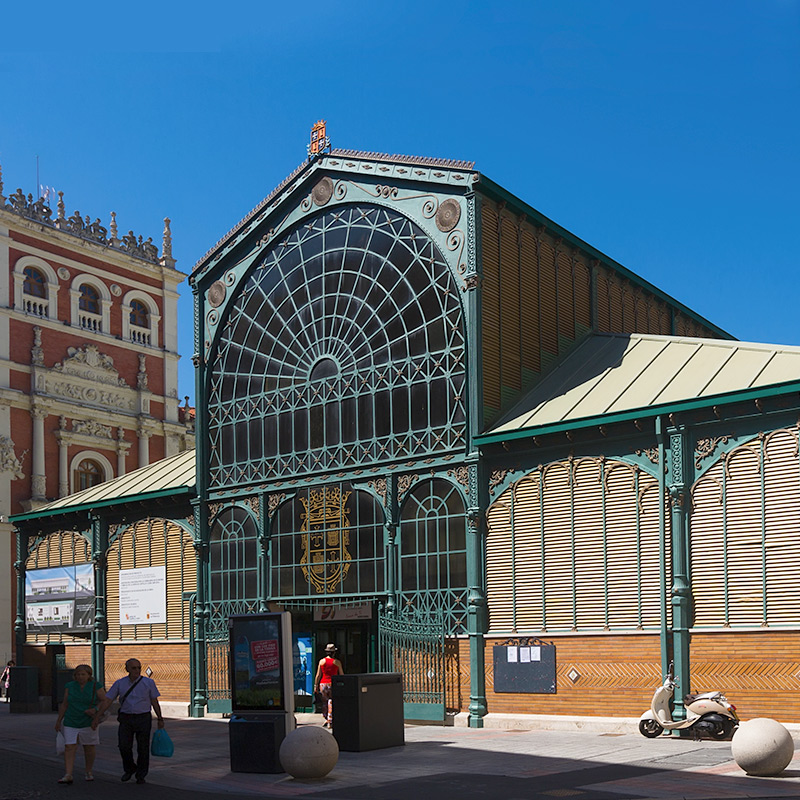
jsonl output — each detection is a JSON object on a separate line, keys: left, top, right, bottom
{"left": 279, "top": 725, "right": 339, "bottom": 779}
{"left": 731, "top": 718, "right": 795, "bottom": 776}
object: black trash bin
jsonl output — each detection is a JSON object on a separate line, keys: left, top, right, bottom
{"left": 331, "top": 672, "right": 404, "bottom": 752}
{"left": 9, "top": 666, "right": 39, "bottom": 714}
{"left": 228, "top": 713, "right": 287, "bottom": 773}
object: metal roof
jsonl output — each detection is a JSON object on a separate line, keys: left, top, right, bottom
{"left": 480, "top": 334, "right": 800, "bottom": 442}
{"left": 11, "top": 449, "right": 195, "bottom": 522}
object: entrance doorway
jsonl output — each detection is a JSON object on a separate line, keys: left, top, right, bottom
{"left": 313, "top": 621, "right": 371, "bottom": 676}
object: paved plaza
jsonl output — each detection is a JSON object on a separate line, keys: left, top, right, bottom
{"left": 1, "top": 703, "right": 799, "bottom": 800}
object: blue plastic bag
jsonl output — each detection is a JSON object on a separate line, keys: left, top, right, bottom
{"left": 151, "top": 727, "right": 174, "bottom": 757}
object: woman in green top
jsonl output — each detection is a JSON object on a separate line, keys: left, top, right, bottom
{"left": 55, "top": 664, "right": 107, "bottom": 784}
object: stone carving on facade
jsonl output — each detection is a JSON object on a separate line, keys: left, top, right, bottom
{"left": 137, "top": 354, "right": 149, "bottom": 390}
{"left": 3, "top": 188, "right": 161, "bottom": 262}
{"left": 72, "top": 419, "right": 113, "bottom": 439}
{"left": 31, "top": 326, "right": 44, "bottom": 366}
{"left": 0, "top": 436, "right": 25, "bottom": 480}
{"left": 52, "top": 344, "right": 129, "bottom": 387}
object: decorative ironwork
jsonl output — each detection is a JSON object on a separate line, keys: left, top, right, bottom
{"left": 312, "top": 176, "right": 334, "bottom": 206}
{"left": 694, "top": 435, "right": 731, "bottom": 469}
{"left": 366, "top": 477, "right": 387, "bottom": 503}
{"left": 299, "top": 486, "right": 352, "bottom": 593}
{"left": 207, "top": 204, "right": 467, "bottom": 488}
{"left": 268, "top": 492, "right": 286, "bottom": 514}
{"left": 435, "top": 198, "right": 461, "bottom": 232}
{"left": 446, "top": 465, "right": 469, "bottom": 488}
{"left": 271, "top": 484, "right": 385, "bottom": 599}
{"left": 635, "top": 447, "right": 659, "bottom": 464}
{"left": 397, "top": 473, "right": 418, "bottom": 496}
{"left": 489, "top": 469, "right": 511, "bottom": 493}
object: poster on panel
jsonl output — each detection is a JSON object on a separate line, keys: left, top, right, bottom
{"left": 229, "top": 612, "right": 293, "bottom": 713}
{"left": 25, "top": 564, "right": 95, "bottom": 634}
{"left": 119, "top": 565, "right": 167, "bottom": 624}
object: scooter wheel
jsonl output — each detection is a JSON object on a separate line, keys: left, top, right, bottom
{"left": 639, "top": 719, "right": 664, "bottom": 738}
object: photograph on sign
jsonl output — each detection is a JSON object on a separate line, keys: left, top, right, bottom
{"left": 25, "top": 564, "right": 94, "bottom": 634}
{"left": 119, "top": 565, "right": 167, "bottom": 624}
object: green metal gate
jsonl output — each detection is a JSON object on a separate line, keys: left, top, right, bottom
{"left": 378, "top": 608, "right": 445, "bottom": 722}
{"left": 206, "top": 599, "right": 259, "bottom": 713}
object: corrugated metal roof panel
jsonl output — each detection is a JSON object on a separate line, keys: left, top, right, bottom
{"left": 486, "top": 334, "right": 800, "bottom": 438}
{"left": 26, "top": 449, "right": 196, "bottom": 514}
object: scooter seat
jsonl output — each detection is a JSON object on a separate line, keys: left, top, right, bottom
{"left": 683, "top": 691, "right": 718, "bottom": 705}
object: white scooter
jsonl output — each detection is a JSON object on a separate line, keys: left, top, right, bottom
{"left": 639, "top": 662, "right": 739, "bottom": 740}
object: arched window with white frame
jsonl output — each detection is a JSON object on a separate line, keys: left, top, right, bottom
{"left": 122, "top": 290, "right": 160, "bottom": 347}
{"left": 70, "top": 274, "right": 111, "bottom": 333}
{"left": 13, "top": 256, "right": 59, "bottom": 319}
{"left": 69, "top": 450, "right": 114, "bottom": 493}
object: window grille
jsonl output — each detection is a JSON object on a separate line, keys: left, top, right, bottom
{"left": 207, "top": 204, "right": 467, "bottom": 488}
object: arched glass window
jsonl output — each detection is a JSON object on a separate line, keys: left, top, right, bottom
{"left": 270, "top": 484, "right": 385, "bottom": 599}
{"left": 74, "top": 459, "right": 103, "bottom": 491}
{"left": 23, "top": 267, "right": 46, "bottom": 298}
{"left": 130, "top": 299, "right": 149, "bottom": 328}
{"left": 79, "top": 284, "right": 100, "bottom": 314}
{"left": 208, "top": 204, "right": 467, "bottom": 488}
{"left": 398, "top": 478, "right": 468, "bottom": 631}
{"left": 209, "top": 505, "right": 259, "bottom": 606}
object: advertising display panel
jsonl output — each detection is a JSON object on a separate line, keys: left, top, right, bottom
{"left": 25, "top": 564, "right": 95, "bottom": 634}
{"left": 228, "top": 612, "right": 293, "bottom": 713}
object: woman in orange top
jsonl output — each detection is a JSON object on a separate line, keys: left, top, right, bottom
{"left": 314, "top": 643, "right": 343, "bottom": 727}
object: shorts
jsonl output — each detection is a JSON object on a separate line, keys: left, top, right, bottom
{"left": 62, "top": 725, "right": 100, "bottom": 746}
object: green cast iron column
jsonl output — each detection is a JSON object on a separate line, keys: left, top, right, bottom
{"left": 190, "top": 498, "right": 208, "bottom": 717}
{"left": 90, "top": 516, "right": 108, "bottom": 684}
{"left": 385, "top": 474, "right": 398, "bottom": 617}
{"left": 667, "top": 426, "right": 691, "bottom": 726}
{"left": 14, "top": 528, "right": 27, "bottom": 664}
{"left": 466, "top": 459, "right": 488, "bottom": 727}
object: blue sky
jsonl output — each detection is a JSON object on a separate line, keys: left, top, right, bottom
{"left": 2, "top": 1, "right": 798, "bottom": 404}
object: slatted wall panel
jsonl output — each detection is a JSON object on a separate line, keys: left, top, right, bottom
{"left": 556, "top": 248, "right": 574, "bottom": 341}
{"left": 691, "top": 429, "right": 800, "bottom": 628}
{"left": 572, "top": 459, "right": 606, "bottom": 629}
{"left": 574, "top": 259, "right": 592, "bottom": 331}
{"left": 480, "top": 202, "right": 501, "bottom": 413}
{"left": 762, "top": 431, "right": 800, "bottom": 625}
{"left": 541, "top": 462, "right": 574, "bottom": 629}
{"left": 538, "top": 233, "right": 559, "bottom": 358}
{"left": 486, "top": 458, "right": 666, "bottom": 634}
{"left": 486, "top": 500, "right": 515, "bottom": 631}
{"left": 26, "top": 531, "right": 92, "bottom": 644}
{"left": 519, "top": 226, "right": 541, "bottom": 377}
{"left": 106, "top": 519, "right": 195, "bottom": 641}
{"left": 605, "top": 463, "right": 642, "bottom": 629}
{"left": 499, "top": 214, "right": 521, "bottom": 395}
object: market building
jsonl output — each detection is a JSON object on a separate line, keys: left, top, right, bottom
{"left": 11, "top": 145, "right": 800, "bottom": 725}
{"left": 0, "top": 165, "right": 194, "bottom": 691}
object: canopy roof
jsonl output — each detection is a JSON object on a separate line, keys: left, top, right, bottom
{"left": 11, "top": 448, "right": 195, "bottom": 523}
{"left": 479, "top": 333, "right": 800, "bottom": 444}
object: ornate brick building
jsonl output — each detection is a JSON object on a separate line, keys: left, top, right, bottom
{"left": 0, "top": 165, "right": 194, "bottom": 664}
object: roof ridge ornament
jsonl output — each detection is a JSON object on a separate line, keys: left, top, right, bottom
{"left": 308, "top": 119, "right": 331, "bottom": 160}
